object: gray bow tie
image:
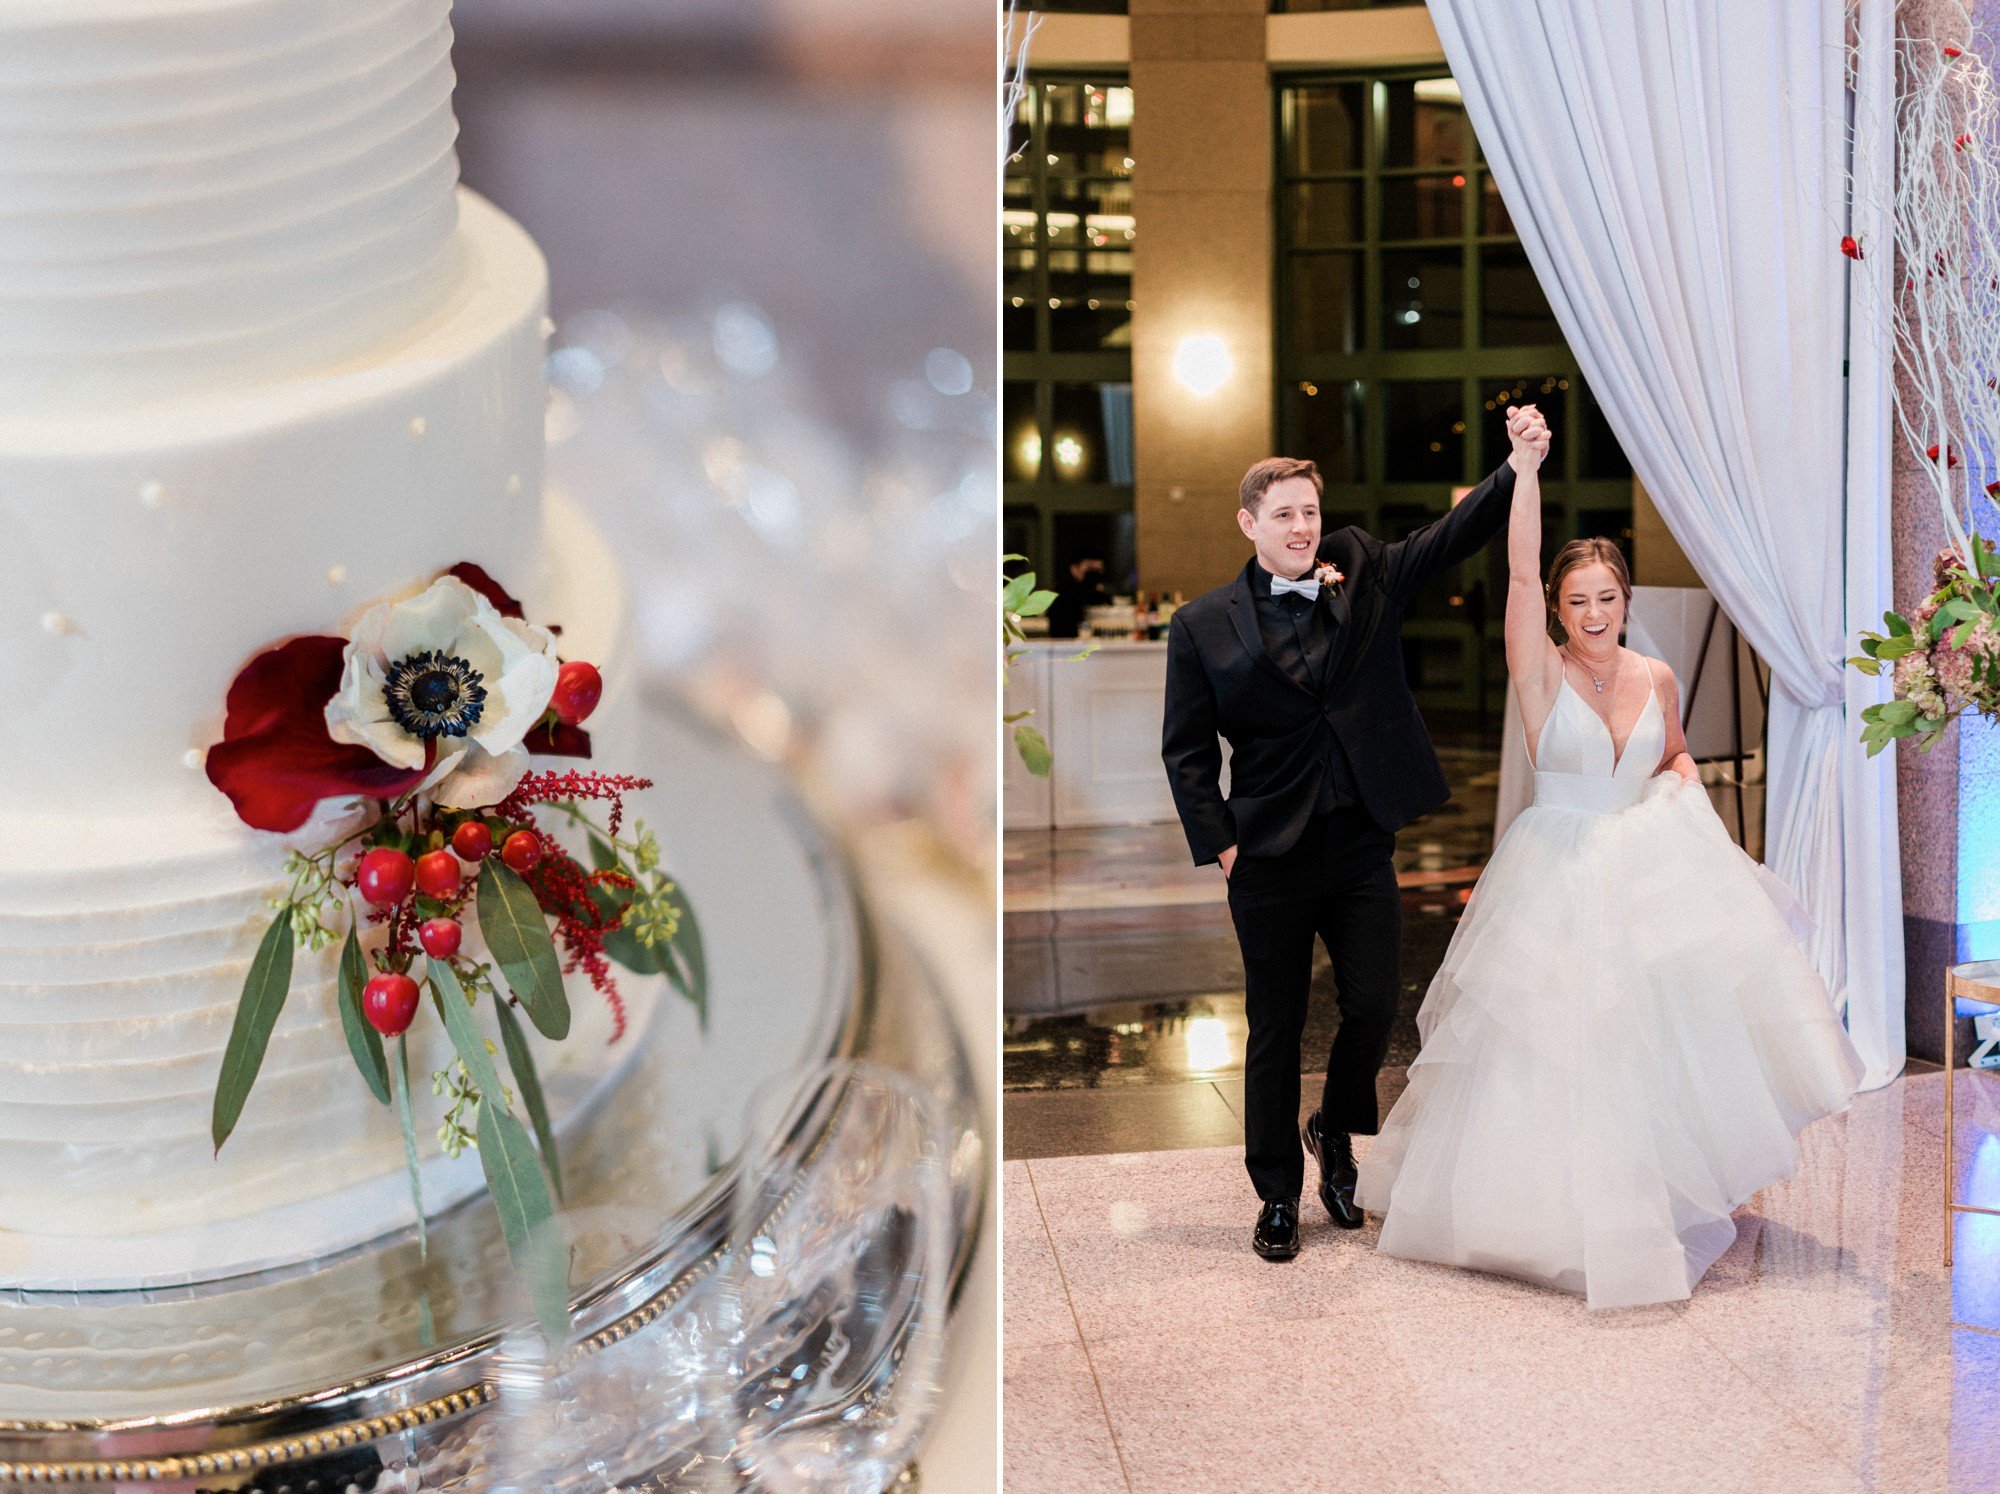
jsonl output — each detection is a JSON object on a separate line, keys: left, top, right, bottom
{"left": 1270, "top": 574, "right": 1320, "bottom": 602}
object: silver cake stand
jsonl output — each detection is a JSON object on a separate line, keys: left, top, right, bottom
{"left": 0, "top": 691, "right": 985, "bottom": 1489}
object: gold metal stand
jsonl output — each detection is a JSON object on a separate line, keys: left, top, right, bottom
{"left": 1943, "top": 962, "right": 2000, "bottom": 1266}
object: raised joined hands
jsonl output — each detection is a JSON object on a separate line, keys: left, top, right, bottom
{"left": 1506, "top": 403, "right": 1551, "bottom": 472}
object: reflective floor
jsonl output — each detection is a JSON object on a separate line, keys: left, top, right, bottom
{"left": 1002, "top": 743, "right": 1987, "bottom": 1490}
{"left": 1004, "top": 745, "right": 1497, "bottom": 1157}
{"left": 1006, "top": 1070, "right": 1996, "bottom": 1493}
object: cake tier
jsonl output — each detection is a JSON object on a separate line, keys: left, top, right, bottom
{"left": 0, "top": 187, "right": 549, "bottom": 821}
{"left": 0, "top": 496, "right": 639, "bottom": 1242}
{"left": 0, "top": 0, "right": 461, "bottom": 408}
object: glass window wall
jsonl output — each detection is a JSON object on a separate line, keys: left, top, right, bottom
{"left": 1277, "top": 69, "right": 1636, "bottom": 719}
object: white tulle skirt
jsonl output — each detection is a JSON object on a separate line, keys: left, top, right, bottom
{"left": 1356, "top": 773, "right": 1863, "bottom": 1311}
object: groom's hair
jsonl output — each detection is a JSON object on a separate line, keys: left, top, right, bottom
{"left": 1239, "top": 457, "right": 1322, "bottom": 517}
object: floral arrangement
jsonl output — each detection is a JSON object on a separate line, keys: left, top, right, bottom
{"left": 1851, "top": 538, "right": 2000, "bottom": 755}
{"left": 203, "top": 562, "right": 703, "bottom": 1336}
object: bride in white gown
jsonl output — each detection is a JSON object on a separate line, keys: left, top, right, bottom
{"left": 1355, "top": 405, "right": 1864, "bottom": 1311}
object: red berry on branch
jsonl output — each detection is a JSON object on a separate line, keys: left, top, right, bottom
{"left": 418, "top": 917, "right": 463, "bottom": 960}
{"left": 415, "top": 849, "right": 461, "bottom": 899}
{"left": 356, "top": 847, "right": 416, "bottom": 907}
{"left": 1986, "top": 480, "right": 2000, "bottom": 497}
{"left": 550, "top": 660, "right": 604, "bottom": 726}
{"left": 502, "top": 830, "right": 544, "bottom": 872}
{"left": 1957, "top": 134, "right": 1974, "bottom": 152}
{"left": 1945, "top": 45, "right": 1963, "bottom": 58}
{"left": 1840, "top": 235, "right": 1863, "bottom": 260}
{"left": 362, "top": 973, "right": 422, "bottom": 1036}
{"left": 452, "top": 820, "right": 494, "bottom": 862}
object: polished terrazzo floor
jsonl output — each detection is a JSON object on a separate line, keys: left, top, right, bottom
{"left": 1003, "top": 743, "right": 1984, "bottom": 1490}
{"left": 1006, "top": 1069, "right": 1997, "bottom": 1493}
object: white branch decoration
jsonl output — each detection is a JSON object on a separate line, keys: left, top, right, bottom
{"left": 1845, "top": 26, "right": 2000, "bottom": 753}
{"left": 1854, "top": 31, "right": 1998, "bottom": 560}
{"left": 1001, "top": 4, "right": 1040, "bottom": 173}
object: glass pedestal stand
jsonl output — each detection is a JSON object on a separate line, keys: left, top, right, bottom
{"left": 0, "top": 693, "right": 985, "bottom": 1490}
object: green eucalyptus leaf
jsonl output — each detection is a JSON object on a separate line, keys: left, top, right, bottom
{"left": 1879, "top": 699, "right": 1920, "bottom": 726}
{"left": 1017, "top": 589, "right": 1057, "bottom": 618}
{"left": 494, "top": 997, "right": 563, "bottom": 1202}
{"left": 393, "top": 1035, "right": 429, "bottom": 1266}
{"left": 477, "top": 860, "right": 570, "bottom": 1040}
{"left": 1858, "top": 635, "right": 1882, "bottom": 658}
{"left": 336, "top": 927, "right": 392, "bottom": 1106}
{"left": 1014, "top": 723, "right": 1053, "bottom": 777}
{"left": 1887, "top": 611, "right": 1913, "bottom": 637}
{"left": 430, "top": 961, "right": 506, "bottom": 1100}
{"left": 602, "top": 918, "right": 669, "bottom": 978}
{"left": 1944, "top": 597, "right": 1982, "bottom": 623}
{"left": 1847, "top": 657, "right": 1881, "bottom": 676}
{"left": 661, "top": 881, "right": 707, "bottom": 1030}
{"left": 478, "top": 1100, "right": 569, "bottom": 1341}
{"left": 212, "top": 912, "right": 296, "bottom": 1153}
{"left": 1001, "top": 573, "right": 1035, "bottom": 614}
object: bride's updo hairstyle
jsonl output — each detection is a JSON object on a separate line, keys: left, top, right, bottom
{"left": 1544, "top": 537, "right": 1632, "bottom": 645}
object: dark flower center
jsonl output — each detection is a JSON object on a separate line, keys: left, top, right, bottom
{"left": 384, "top": 650, "right": 487, "bottom": 740}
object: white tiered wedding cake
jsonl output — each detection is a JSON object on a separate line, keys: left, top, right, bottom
{"left": 0, "top": 0, "right": 655, "bottom": 1267}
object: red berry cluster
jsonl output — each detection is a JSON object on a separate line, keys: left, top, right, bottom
{"left": 349, "top": 818, "right": 543, "bottom": 1036}
{"left": 342, "top": 743, "right": 645, "bottom": 1041}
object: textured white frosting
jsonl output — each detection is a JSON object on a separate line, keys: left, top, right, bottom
{"left": 0, "top": 0, "right": 653, "bottom": 1244}
{"left": 0, "top": 498, "right": 641, "bottom": 1239}
{"left": 0, "top": 188, "right": 548, "bottom": 821}
{"left": 0, "top": 0, "right": 461, "bottom": 407}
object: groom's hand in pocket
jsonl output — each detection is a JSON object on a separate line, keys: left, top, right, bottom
{"left": 1219, "top": 845, "right": 1238, "bottom": 880}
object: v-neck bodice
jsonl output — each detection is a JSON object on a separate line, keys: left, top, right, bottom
{"left": 1528, "top": 671, "right": 1664, "bottom": 812}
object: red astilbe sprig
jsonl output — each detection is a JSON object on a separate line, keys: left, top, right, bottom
{"left": 515, "top": 827, "right": 638, "bottom": 1041}
{"left": 487, "top": 770, "right": 656, "bottom": 1041}
{"left": 497, "top": 770, "right": 653, "bottom": 838}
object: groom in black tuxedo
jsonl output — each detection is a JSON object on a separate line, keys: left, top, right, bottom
{"left": 1161, "top": 430, "right": 1539, "bottom": 1260}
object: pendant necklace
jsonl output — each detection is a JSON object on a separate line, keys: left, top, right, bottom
{"left": 1568, "top": 645, "right": 1616, "bottom": 695}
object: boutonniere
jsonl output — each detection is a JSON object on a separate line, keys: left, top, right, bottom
{"left": 1315, "top": 562, "right": 1345, "bottom": 593}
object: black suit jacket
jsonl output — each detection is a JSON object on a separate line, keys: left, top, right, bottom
{"left": 1161, "top": 462, "right": 1516, "bottom": 865}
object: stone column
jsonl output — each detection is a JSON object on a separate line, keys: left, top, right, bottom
{"left": 1128, "top": 0, "right": 1272, "bottom": 600}
{"left": 1897, "top": 0, "right": 1973, "bottom": 1062}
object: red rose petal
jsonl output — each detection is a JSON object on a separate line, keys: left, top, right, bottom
{"left": 204, "top": 635, "right": 426, "bottom": 831}
{"left": 445, "top": 562, "right": 526, "bottom": 620}
{"left": 524, "top": 718, "right": 594, "bottom": 758}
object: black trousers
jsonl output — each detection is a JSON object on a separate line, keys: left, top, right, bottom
{"left": 1225, "top": 806, "right": 1401, "bottom": 1203}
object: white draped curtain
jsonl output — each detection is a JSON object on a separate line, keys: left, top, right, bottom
{"left": 1431, "top": 0, "right": 1905, "bottom": 1086}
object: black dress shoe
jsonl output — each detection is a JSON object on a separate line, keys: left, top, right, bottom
{"left": 1252, "top": 1198, "right": 1300, "bottom": 1261}
{"left": 1304, "top": 1111, "right": 1363, "bottom": 1230}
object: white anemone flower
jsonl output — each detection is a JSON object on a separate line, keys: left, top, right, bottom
{"left": 325, "top": 575, "right": 559, "bottom": 809}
